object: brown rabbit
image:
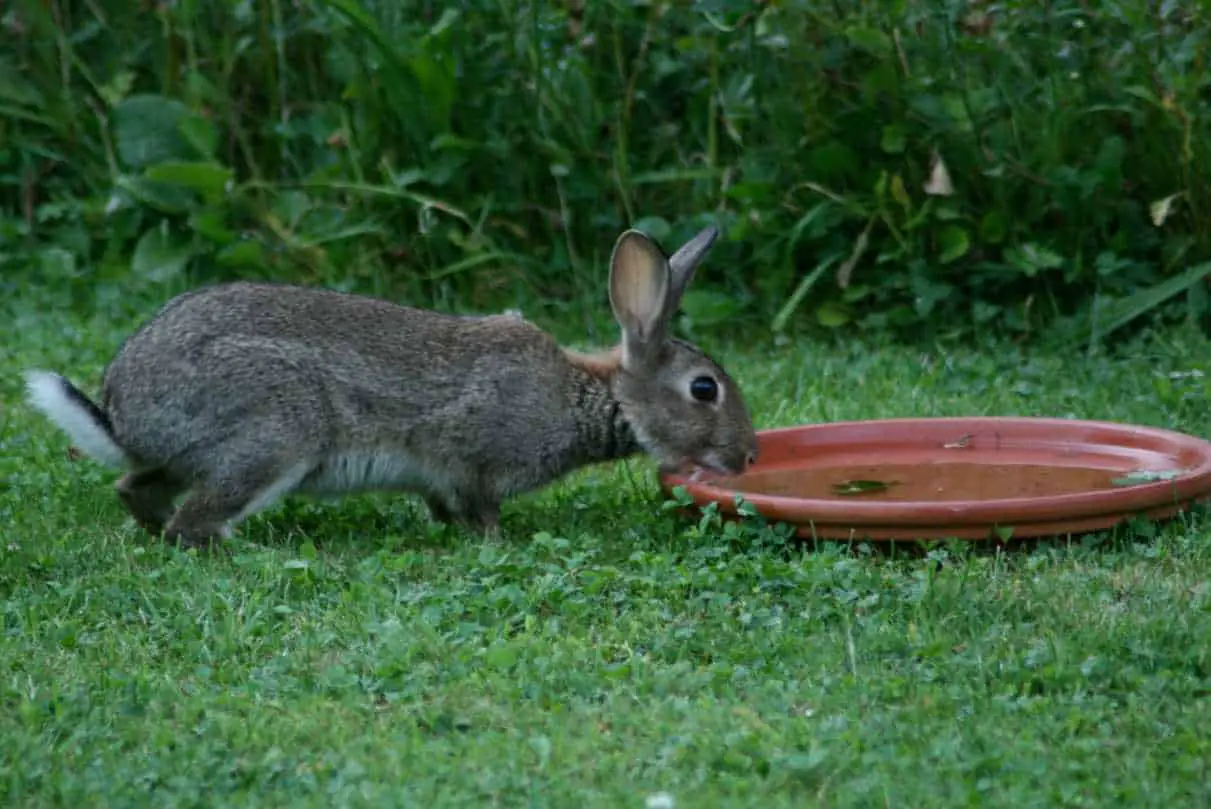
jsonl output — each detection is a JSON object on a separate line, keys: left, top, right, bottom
{"left": 24, "top": 225, "right": 758, "bottom": 549}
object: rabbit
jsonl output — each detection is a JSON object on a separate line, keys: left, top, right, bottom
{"left": 23, "top": 224, "right": 759, "bottom": 550}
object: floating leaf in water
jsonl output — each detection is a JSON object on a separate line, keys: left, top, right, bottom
{"left": 831, "top": 479, "right": 899, "bottom": 496}
{"left": 1111, "top": 469, "right": 1183, "bottom": 487}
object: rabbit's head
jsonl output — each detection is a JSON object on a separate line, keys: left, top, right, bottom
{"left": 607, "top": 225, "right": 759, "bottom": 480}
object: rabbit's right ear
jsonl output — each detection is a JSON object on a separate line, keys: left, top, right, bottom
{"left": 609, "top": 229, "right": 672, "bottom": 367}
{"left": 666, "top": 224, "right": 719, "bottom": 313}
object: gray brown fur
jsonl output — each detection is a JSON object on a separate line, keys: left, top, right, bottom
{"left": 23, "top": 225, "right": 758, "bottom": 549}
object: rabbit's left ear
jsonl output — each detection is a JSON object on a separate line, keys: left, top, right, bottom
{"left": 665, "top": 225, "right": 719, "bottom": 313}
{"left": 609, "top": 230, "right": 672, "bottom": 365}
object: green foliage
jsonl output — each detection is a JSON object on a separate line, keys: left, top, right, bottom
{"left": 2, "top": 1, "right": 1210, "bottom": 341}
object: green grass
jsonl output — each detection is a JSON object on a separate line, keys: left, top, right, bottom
{"left": 5, "top": 290, "right": 1211, "bottom": 807}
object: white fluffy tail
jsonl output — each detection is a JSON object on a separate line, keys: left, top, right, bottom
{"left": 24, "top": 370, "right": 128, "bottom": 467}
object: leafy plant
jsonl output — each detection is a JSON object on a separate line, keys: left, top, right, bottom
{"left": 2, "top": 0, "right": 1210, "bottom": 343}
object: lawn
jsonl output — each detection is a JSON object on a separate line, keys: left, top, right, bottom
{"left": 3, "top": 290, "right": 1211, "bottom": 807}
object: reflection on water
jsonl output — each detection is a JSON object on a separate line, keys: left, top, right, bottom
{"left": 736, "top": 460, "right": 1135, "bottom": 502}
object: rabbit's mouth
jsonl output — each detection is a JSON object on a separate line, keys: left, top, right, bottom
{"left": 687, "top": 466, "right": 725, "bottom": 483}
{"left": 660, "top": 449, "right": 751, "bottom": 482}
{"left": 678, "top": 458, "right": 743, "bottom": 483}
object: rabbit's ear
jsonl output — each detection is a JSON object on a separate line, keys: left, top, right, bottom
{"left": 609, "top": 230, "right": 672, "bottom": 361}
{"left": 666, "top": 224, "right": 719, "bottom": 312}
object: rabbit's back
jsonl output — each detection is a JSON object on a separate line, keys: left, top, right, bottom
{"left": 100, "top": 283, "right": 584, "bottom": 489}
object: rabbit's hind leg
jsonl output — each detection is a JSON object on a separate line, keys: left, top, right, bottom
{"left": 116, "top": 466, "right": 187, "bottom": 536}
{"left": 465, "top": 502, "right": 502, "bottom": 538}
{"left": 434, "top": 490, "right": 501, "bottom": 539}
{"left": 422, "top": 488, "right": 500, "bottom": 539}
{"left": 423, "top": 494, "right": 457, "bottom": 524}
{"left": 162, "top": 458, "right": 314, "bottom": 550}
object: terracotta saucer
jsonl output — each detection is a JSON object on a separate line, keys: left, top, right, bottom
{"left": 659, "top": 417, "right": 1211, "bottom": 541}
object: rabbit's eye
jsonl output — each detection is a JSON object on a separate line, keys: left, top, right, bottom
{"left": 689, "top": 375, "right": 719, "bottom": 403}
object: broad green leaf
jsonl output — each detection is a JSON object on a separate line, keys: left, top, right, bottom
{"left": 880, "top": 125, "right": 906, "bottom": 154}
{"left": 679, "top": 289, "right": 742, "bottom": 328}
{"left": 112, "top": 94, "right": 208, "bottom": 170}
{"left": 724, "top": 180, "right": 777, "bottom": 205}
{"left": 1006, "top": 243, "right": 1064, "bottom": 276}
{"left": 484, "top": 641, "right": 519, "bottom": 669}
{"left": 938, "top": 225, "right": 971, "bottom": 264}
{"left": 131, "top": 222, "right": 194, "bottom": 282}
{"left": 933, "top": 204, "right": 962, "bottom": 222}
{"left": 940, "top": 94, "right": 973, "bottom": 133}
{"left": 632, "top": 216, "right": 672, "bottom": 242}
{"left": 217, "top": 240, "right": 268, "bottom": 270}
{"left": 808, "top": 141, "right": 860, "bottom": 180}
{"left": 845, "top": 26, "right": 891, "bottom": 55}
{"left": 38, "top": 247, "right": 78, "bottom": 281}
{"left": 144, "top": 161, "right": 233, "bottom": 200}
{"left": 115, "top": 175, "right": 196, "bottom": 215}
{"left": 816, "top": 300, "right": 851, "bottom": 328}
{"left": 188, "top": 208, "right": 236, "bottom": 244}
{"left": 98, "top": 70, "right": 135, "bottom": 107}
{"left": 178, "top": 115, "right": 219, "bottom": 159}
{"left": 979, "top": 211, "right": 1008, "bottom": 243}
